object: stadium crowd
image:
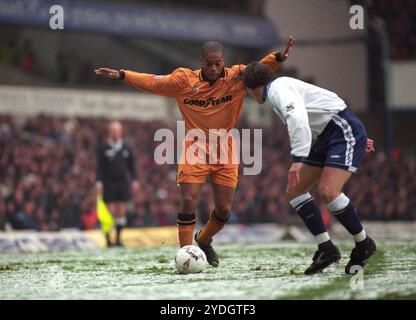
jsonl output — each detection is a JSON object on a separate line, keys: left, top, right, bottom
{"left": 366, "top": 0, "right": 416, "bottom": 60}
{"left": 0, "top": 114, "right": 415, "bottom": 231}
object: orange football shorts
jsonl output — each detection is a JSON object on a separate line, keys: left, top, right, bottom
{"left": 176, "top": 163, "right": 238, "bottom": 188}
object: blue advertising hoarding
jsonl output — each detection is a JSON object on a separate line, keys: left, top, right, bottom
{"left": 0, "top": 0, "right": 280, "bottom": 48}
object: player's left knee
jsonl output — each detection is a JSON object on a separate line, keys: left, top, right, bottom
{"left": 318, "top": 184, "right": 341, "bottom": 204}
{"left": 214, "top": 206, "right": 231, "bottom": 221}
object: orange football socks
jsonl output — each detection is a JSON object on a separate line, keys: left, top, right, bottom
{"left": 197, "top": 210, "right": 228, "bottom": 246}
{"left": 177, "top": 213, "right": 196, "bottom": 247}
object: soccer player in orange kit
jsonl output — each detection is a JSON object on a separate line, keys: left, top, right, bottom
{"left": 95, "top": 37, "right": 295, "bottom": 267}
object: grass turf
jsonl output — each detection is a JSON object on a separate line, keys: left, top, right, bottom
{"left": 0, "top": 240, "right": 415, "bottom": 300}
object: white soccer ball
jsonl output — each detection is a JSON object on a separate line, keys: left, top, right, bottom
{"left": 175, "top": 245, "right": 208, "bottom": 274}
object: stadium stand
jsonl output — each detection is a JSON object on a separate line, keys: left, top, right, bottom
{"left": 0, "top": 0, "right": 415, "bottom": 232}
{"left": 1, "top": 114, "right": 415, "bottom": 232}
{"left": 366, "top": 0, "right": 416, "bottom": 60}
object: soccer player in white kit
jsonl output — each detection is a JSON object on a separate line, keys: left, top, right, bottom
{"left": 241, "top": 62, "right": 377, "bottom": 275}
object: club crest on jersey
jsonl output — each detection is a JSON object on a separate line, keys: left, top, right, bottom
{"left": 192, "top": 87, "right": 200, "bottom": 93}
{"left": 286, "top": 103, "right": 295, "bottom": 113}
{"left": 183, "top": 95, "right": 232, "bottom": 108}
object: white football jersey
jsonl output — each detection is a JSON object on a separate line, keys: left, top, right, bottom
{"left": 265, "top": 76, "right": 347, "bottom": 158}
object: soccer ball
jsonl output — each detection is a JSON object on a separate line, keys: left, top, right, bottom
{"left": 175, "top": 245, "right": 208, "bottom": 274}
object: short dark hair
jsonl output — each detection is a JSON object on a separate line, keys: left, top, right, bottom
{"left": 201, "top": 41, "right": 224, "bottom": 57}
{"left": 241, "top": 62, "right": 276, "bottom": 89}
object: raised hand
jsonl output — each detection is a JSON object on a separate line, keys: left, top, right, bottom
{"left": 282, "top": 36, "right": 295, "bottom": 60}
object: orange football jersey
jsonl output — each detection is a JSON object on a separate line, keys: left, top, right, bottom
{"left": 124, "top": 53, "right": 280, "bottom": 134}
{"left": 123, "top": 52, "right": 282, "bottom": 165}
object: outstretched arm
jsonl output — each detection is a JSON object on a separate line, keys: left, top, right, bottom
{"left": 95, "top": 67, "right": 186, "bottom": 97}
{"left": 259, "top": 36, "right": 295, "bottom": 71}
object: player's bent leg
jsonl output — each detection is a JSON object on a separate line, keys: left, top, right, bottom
{"left": 286, "top": 164, "right": 323, "bottom": 201}
{"left": 319, "top": 166, "right": 377, "bottom": 274}
{"left": 180, "top": 183, "right": 203, "bottom": 213}
{"left": 318, "top": 166, "right": 352, "bottom": 204}
{"left": 178, "top": 183, "right": 203, "bottom": 247}
{"left": 294, "top": 191, "right": 341, "bottom": 275}
{"left": 195, "top": 183, "right": 235, "bottom": 267}
{"left": 198, "top": 183, "right": 235, "bottom": 245}
{"left": 284, "top": 165, "right": 340, "bottom": 274}
{"left": 294, "top": 192, "right": 341, "bottom": 274}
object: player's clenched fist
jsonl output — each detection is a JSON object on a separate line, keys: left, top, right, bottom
{"left": 95, "top": 68, "right": 121, "bottom": 79}
{"left": 365, "top": 138, "right": 375, "bottom": 153}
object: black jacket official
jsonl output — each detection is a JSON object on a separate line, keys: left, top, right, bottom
{"left": 96, "top": 139, "right": 137, "bottom": 202}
